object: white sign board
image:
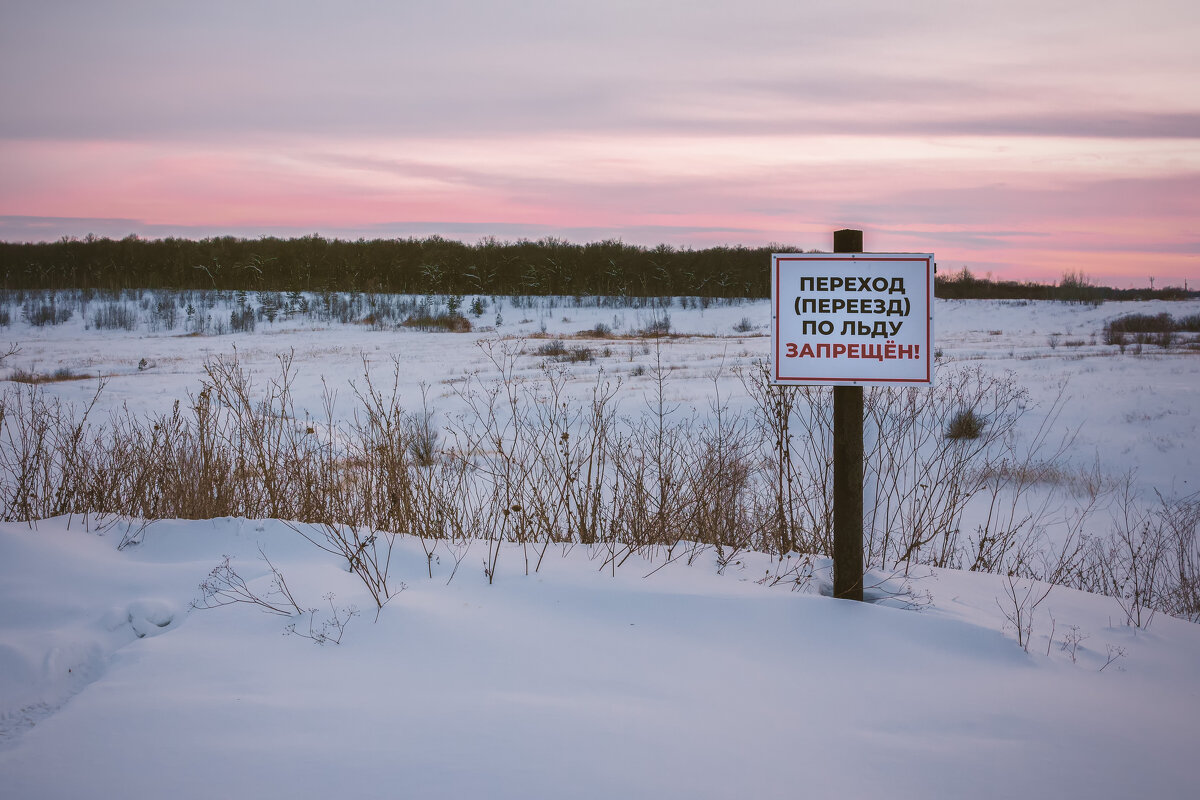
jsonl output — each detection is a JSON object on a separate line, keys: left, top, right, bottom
{"left": 771, "top": 253, "right": 934, "bottom": 386}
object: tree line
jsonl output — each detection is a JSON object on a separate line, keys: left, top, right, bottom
{"left": 0, "top": 235, "right": 1192, "bottom": 301}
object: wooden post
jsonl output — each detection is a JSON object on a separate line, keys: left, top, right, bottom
{"left": 832, "top": 229, "right": 864, "bottom": 601}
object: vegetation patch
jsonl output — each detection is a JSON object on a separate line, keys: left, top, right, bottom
{"left": 637, "top": 314, "right": 672, "bottom": 337}
{"left": 1, "top": 349, "right": 1197, "bottom": 626}
{"left": 22, "top": 302, "right": 73, "bottom": 327}
{"left": 401, "top": 310, "right": 472, "bottom": 332}
{"left": 1104, "top": 312, "right": 1199, "bottom": 348}
{"left": 580, "top": 322, "right": 613, "bottom": 338}
{"left": 8, "top": 366, "right": 93, "bottom": 384}
{"left": 945, "top": 407, "right": 985, "bottom": 440}
{"left": 90, "top": 302, "right": 139, "bottom": 331}
{"left": 534, "top": 339, "right": 594, "bottom": 363}
{"left": 733, "top": 317, "right": 756, "bottom": 333}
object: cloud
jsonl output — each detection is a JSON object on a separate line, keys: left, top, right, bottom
{"left": 4, "top": 2, "right": 1197, "bottom": 141}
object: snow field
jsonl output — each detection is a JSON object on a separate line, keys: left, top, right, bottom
{"left": 1, "top": 295, "right": 1199, "bottom": 797}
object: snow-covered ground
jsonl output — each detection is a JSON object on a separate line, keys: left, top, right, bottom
{"left": 2, "top": 296, "right": 1199, "bottom": 798}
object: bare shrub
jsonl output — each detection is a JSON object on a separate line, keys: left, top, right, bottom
{"left": 997, "top": 575, "right": 1054, "bottom": 651}
{"left": 739, "top": 364, "right": 1098, "bottom": 587}
{"left": 444, "top": 339, "right": 622, "bottom": 579}
{"left": 863, "top": 368, "right": 1041, "bottom": 572}
{"left": 1060, "top": 624, "right": 1088, "bottom": 663}
{"left": 1105, "top": 312, "right": 1176, "bottom": 335}
{"left": 194, "top": 549, "right": 307, "bottom": 616}
{"left": 741, "top": 362, "right": 799, "bottom": 555}
{"left": 1084, "top": 481, "right": 1199, "bottom": 628}
{"left": 740, "top": 363, "right": 831, "bottom": 557}
{"left": 287, "top": 520, "right": 402, "bottom": 615}
{"left": 286, "top": 594, "right": 359, "bottom": 645}
{"left": 193, "top": 549, "right": 360, "bottom": 644}
{"left": 22, "top": 298, "right": 72, "bottom": 327}
{"left": 199, "top": 351, "right": 312, "bottom": 519}
{"left": 1099, "top": 644, "right": 1126, "bottom": 672}
{"left": 1162, "top": 493, "right": 1200, "bottom": 621}
{"left": 612, "top": 341, "right": 694, "bottom": 562}
{"left": 102, "top": 395, "right": 239, "bottom": 537}
{"left": 535, "top": 339, "right": 593, "bottom": 363}
{"left": 687, "top": 362, "right": 756, "bottom": 566}
{"left": 0, "top": 378, "right": 107, "bottom": 522}
{"left": 638, "top": 313, "right": 671, "bottom": 337}
{"left": 292, "top": 357, "right": 429, "bottom": 607}
{"left": 1106, "top": 487, "right": 1166, "bottom": 628}
{"left": 90, "top": 302, "right": 139, "bottom": 331}
{"left": 583, "top": 321, "right": 613, "bottom": 338}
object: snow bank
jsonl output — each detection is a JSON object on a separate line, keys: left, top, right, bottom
{"left": 2, "top": 517, "right": 1198, "bottom": 799}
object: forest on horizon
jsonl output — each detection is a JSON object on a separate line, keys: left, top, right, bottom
{"left": 1, "top": 234, "right": 1193, "bottom": 302}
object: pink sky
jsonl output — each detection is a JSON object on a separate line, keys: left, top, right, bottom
{"left": 2, "top": 1, "right": 1197, "bottom": 288}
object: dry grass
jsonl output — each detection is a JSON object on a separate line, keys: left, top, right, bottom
{"left": 0, "top": 352, "right": 1046, "bottom": 564}
{"left": 1, "top": 345, "right": 1196, "bottom": 621}
{"left": 945, "top": 407, "right": 985, "bottom": 440}
{"left": 400, "top": 310, "right": 472, "bottom": 332}
{"left": 7, "top": 367, "right": 94, "bottom": 384}
{"left": 971, "top": 459, "right": 1111, "bottom": 498}
{"left": 533, "top": 339, "right": 595, "bottom": 363}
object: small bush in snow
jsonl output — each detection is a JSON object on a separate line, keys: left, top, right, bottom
{"left": 945, "top": 407, "right": 985, "bottom": 440}
{"left": 639, "top": 313, "right": 671, "bottom": 337}
{"left": 584, "top": 321, "right": 613, "bottom": 338}
{"left": 535, "top": 340, "right": 593, "bottom": 363}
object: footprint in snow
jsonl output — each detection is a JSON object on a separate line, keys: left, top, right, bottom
{"left": 102, "top": 599, "right": 180, "bottom": 639}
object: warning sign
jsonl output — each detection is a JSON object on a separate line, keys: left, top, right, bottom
{"left": 771, "top": 253, "right": 934, "bottom": 386}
